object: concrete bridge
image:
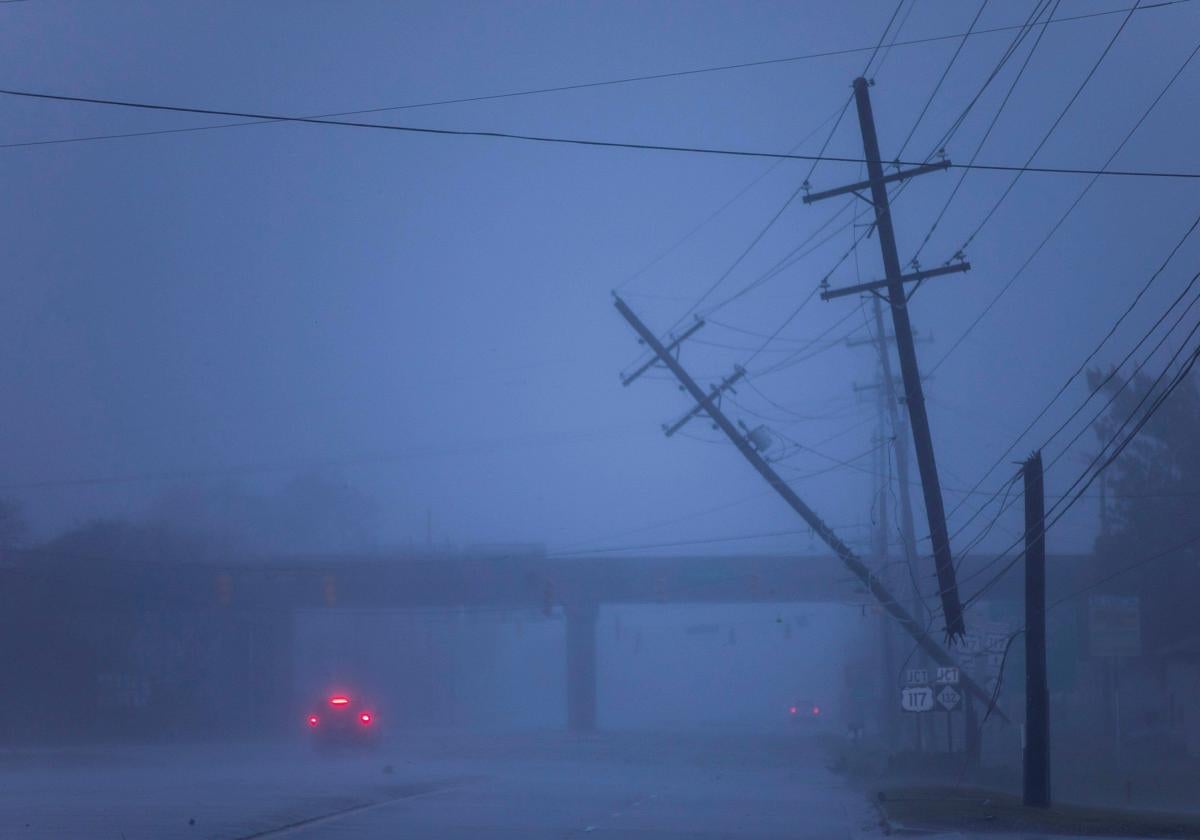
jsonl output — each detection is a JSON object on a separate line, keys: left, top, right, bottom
{"left": 0, "top": 548, "right": 1090, "bottom": 737}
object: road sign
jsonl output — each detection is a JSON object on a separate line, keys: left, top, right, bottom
{"left": 935, "top": 666, "right": 959, "bottom": 685}
{"left": 904, "top": 668, "right": 929, "bottom": 686}
{"left": 936, "top": 684, "right": 963, "bottom": 712}
{"left": 901, "top": 685, "right": 934, "bottom": 713}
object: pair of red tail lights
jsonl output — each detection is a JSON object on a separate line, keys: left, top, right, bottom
{"left": 307, "top": 695, "right": 372, "bottom": 727}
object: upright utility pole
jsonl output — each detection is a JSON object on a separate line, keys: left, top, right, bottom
{"left": 868, "top": 368, "right": 898, "bottom": 749}
{"left": 805, "top": 78, "right": 968, "bottom": 642}
{"left": 1023, "top": 451, "right": 1051, "bottom": 807}
{"left": 865, "top": 300, "right": 924, "bottom": 619}
{"left": 867, "top": 298, "right": 929, "bottom": 752}
{"left": 615, "top": 295, "right": 1007, "bottom": 720}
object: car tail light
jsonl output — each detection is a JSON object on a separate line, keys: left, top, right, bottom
{"left": 359, "top": 712, "right": 372, "bottom": 725}
{"left": 307, "top": 715, "right": 319, "bottom": 727}
{"left": 812, "top": 705, "right": 821, "bottom": 717}
{"left": 329, "top": 696, "right": 350, "bottom": 706}
{"left": 789, "top": 706, "right": 797, "bottom": 715}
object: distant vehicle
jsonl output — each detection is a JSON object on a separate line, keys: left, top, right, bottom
{"left": 787, "top": 700, "right": 825, "bottom": 727}
{"left": 306, "top": 693, "right": 379, "bottom": 751}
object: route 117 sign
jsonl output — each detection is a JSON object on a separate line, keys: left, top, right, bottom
{"left": 901, "top": 685, "right": 934, "bottom": 713}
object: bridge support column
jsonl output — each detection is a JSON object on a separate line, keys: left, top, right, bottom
{"left": 565, "top": 602, "right": 598, "bottom": 732}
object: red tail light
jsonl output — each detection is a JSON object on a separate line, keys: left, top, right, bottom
{"left": 812, "top": 705, "right": 821, "bottom": 717}
{"left": 359, "top": 712, "right": 372, "bottom": 725}
{"left": 307, "top": 715, "right": 319, "bottom": 727}
{"left": 789, "top": 706, "right": 797, "bottom": 715}
{"left": 329, "top": 696, "right": 350, "bottom": 706}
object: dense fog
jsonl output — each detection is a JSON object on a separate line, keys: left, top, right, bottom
{"left": 1, "top": 1, "right": 1199, "bottom": 837}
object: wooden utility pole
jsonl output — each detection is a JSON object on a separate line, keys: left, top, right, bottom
{"left": 868, "top": 369, "right": 898, "bottom": 749}
{"left": 805, "top": 77, "right": 967, "bottom": 642}
{"left": 615, "top": 294, "right": 1007, "bottom": 720}
{"left": 865, "top": 297, "right": 930, "bottom": 752}
{"left": 1023, "top": 451, "right": 1050, "bottom": 807}
{"left": 853, "top": 304, "right": 922, "bottom": 750}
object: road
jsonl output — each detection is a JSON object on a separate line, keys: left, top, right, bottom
{"left": 0, "top": 730, "right": 881, "bottom": 839}
{"left": 0, "top": 731, "right": 1161, "bottom": 839}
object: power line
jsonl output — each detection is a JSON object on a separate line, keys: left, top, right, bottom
{"left": 663, "top": 132, "right": 849, "bottom": 333}
{"left": 895, "top": 0, "right": 991, "bottom": 160}
{"left": 1048, "top": 529, "right": 1200, "bottom": 609}
{"left": 928, "top": 35, "right": 1200, "bottom": 380}
{"left": 909, "top": 0, "right": 1058, "bottom": 266}
{"left": 868, "top": 0, "right": 918, "bottom": 80}
{"left": 956, "top": 331, "right": 1200, "bottom": 613}
{"left": 3, "top": 1, "right": 1187, "bottom": 152}
{"left": 711, "top": 1, "right": 1086, "bottom": 379}
{"left": 966, "top": 343, "right": 1200, "bottom": 611}
{"left": 895, "top": 284, "right": 1200, "bottom": 618}
{"left": 942, "top": 205, "right": 1200, "bottom": 531}
{"left": 1, "top": 87, "right": 1198, "bottom": 180}
{"left": 922, "top": 42, "right": 1200, "bottom": 535}
{"left": 943, "top": 270, "right": 1200, "bottom": 581}
{"left": 615, "top": 99, "right": 850, "bottom": 293}
{"left": 946, "top": 283, "right": 1200, "bottom": 599}
{"left": 954, "top": 0, "right": 1143, "bottom": 256}
{"left": 700, "top": 198, "right": 858, "bottom": 318}
{"left": 706, "top": 317, "right": 848, "bottom": 345}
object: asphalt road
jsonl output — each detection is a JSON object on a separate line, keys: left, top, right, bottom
{"left": 0, "top": 730, "right": 881, "bottom": 839}
{"left": 0, "top": 731, "right": 1160, "bottom": 838}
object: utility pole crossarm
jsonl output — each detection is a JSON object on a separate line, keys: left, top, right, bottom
{"left": 853, "top": 374, "right": 932, "bottom": 394}
{"left": 847, "top": 330, "right": 929, "bottom": 349}
{"left": 664, "top": 366, "right": 745, "bottom": 437}
{"left": 613, "top": 293, "right": 1008, "bottom": 722}
{"left": 802, "top": 159, "right": 950, "bottom": 204}
{"left": 822, "top": 262, "right": 970, "bottom": 301}
{"left": 621, "top": 318, "right": 705, "bottom": 387}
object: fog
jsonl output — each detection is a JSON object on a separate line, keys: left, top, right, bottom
{"left": 2, "top": 1, "right": 1200, "bottom": 837}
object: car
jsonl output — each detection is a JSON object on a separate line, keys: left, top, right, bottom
{"left": 306, "top": 693, "right": 380, "bottom": 751}
{"left": 788, "top": 700, "right": 824, "bottom": 726}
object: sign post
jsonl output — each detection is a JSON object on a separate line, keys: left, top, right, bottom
{"left": 1089, "top": 595, "right": 1140, "bottom": 760}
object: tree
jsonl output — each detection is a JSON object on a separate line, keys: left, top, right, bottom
{"left": 147, "top": 471, "right": 379, "bottom": 554}
{"left": 1088, "top": 366, "right": 1200, "bottom": 653}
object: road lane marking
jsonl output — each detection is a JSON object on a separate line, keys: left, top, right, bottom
{"left": 231, "top": 777, "right": 482, "bottom": 839}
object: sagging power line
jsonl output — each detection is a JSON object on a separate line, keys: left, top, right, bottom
{"left": 1, "top": 87, "right": 1198, "bottom": 180}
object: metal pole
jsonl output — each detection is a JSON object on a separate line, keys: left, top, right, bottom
{"left": 1023, "top": 451, "right": 1050, "bottom": 807}
{"left": 852, "top": 76, "right": 964, "bottom": 641}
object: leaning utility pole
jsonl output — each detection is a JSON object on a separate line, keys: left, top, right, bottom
{"left": 614, "top": 294, "right": 1007, "bottom": 720}
{"left": 1023, "top": 451, "right": 1051, "bottom": 807}
{"left": 804, "top": 77, "right": 968, "bottom": 642}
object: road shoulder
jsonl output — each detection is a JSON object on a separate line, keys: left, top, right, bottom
{"left": 874, "top": 785, "right": 1200, "bottom": 838}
